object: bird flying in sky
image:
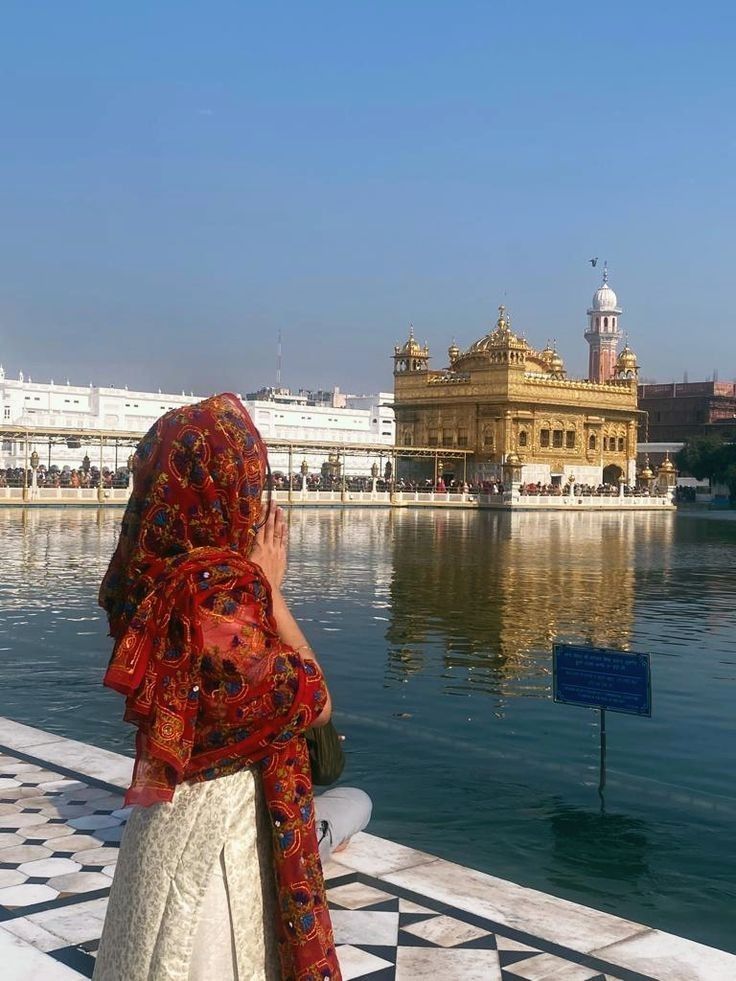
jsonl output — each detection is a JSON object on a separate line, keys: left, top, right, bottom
{"left": 589, "top": 257, "right": 598, "bottom": 267}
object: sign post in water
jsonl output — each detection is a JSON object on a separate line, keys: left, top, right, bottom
{"left": 553, "top": 643, "right": 652, "bottom": 801}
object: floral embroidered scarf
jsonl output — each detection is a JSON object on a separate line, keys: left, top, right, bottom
{"left": 100, "top": 393, "right": 341, "bottom": 981}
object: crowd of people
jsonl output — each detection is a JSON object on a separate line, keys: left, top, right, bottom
{"left": 0, "top": 464, "right": 668, "bottom": 499}
{"left": 0, "top": 463, "right": 130, "bottom": 489}
{"left": 519, "top": 480, "right": 660, "bottom": 497}
{"left": 272, "top": 472, "right": 505, "bottom": 494}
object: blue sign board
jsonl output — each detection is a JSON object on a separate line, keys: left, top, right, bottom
{"left": 553, "top": 644, "right": 652, "bottom": 717}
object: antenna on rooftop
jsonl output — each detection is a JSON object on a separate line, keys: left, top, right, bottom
{"left": 276, "top": 330, "right": 283, "bottom": 388}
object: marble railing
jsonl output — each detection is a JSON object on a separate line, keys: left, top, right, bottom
{"left": 0, "top": 485, "right": 675, "bottom": 510}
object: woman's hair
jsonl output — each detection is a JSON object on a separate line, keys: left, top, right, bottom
{"left": 100, "top": 393, "right": 269, "bottom": 633}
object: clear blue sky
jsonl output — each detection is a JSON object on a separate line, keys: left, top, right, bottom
{"left": 1, "top": 1, "right": 734, "bottom": 395}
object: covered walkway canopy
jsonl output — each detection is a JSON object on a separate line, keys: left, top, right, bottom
{"left": 0, "top": 424, "right": 474, "bottom": 481}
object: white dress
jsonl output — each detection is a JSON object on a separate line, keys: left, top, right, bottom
{"left": 93, "top": 768, "right": 281, "bottom": 981}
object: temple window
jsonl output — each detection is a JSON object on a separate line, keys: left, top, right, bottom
{"left": 518, "top": 431, "right": 528, "bottom": 448}
{"left": 483, "top": 429, "right": 494, "bottom": 448}
{"left": 540, "top": 429, "right": 550, "bottom": 448}
{"left": 442, "top": 430, "right": 454, "bottom": 447}
{"left": 588, "top": 434, "right": 597, "bottom": 450}
{"left": 552, "top": 429, "right": 563, "bottom": 448}
{"left": 618, "top": 437, "right": 625, "bottom": 452}
{"left": 457, "top": 430, "right": 468, "bottom": 448}
{"left": 428, "top": 432, "right": 438, "bottom": 447}
{"left": 565, "top": 430, "right": 575, "bottom": 449}
{"left": 604, "top": 317, "right": 609, "bottom": 329}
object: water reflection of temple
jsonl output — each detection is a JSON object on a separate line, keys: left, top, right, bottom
{"left": 386, "top": 509, "right": 675, "bottom": 697}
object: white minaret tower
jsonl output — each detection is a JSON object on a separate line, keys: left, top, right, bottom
{"left": 584, "top": 263, "right": 622, "bottom": 383}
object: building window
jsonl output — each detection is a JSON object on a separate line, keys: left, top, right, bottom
{"left": 602, "top": 436, "right": 608, "bottom": 451}
{"left": 618, "top": 437, "right": 625, "bottom": 452}
{"left": 428, "top": 433, "right": 438, "bottom": 447}
{"left": 442, "top": 430, "right": 454, "bottom": 447}
{"left": 588, "top": 434, "right": 597, "bottom": 451}
{"left": 3, "top": 407, "right": 10, "bottom": 420}
{"left": 596, "top": 317, "right": 600, "bottom": 328}
{"left": 540, "top": 429, "right": 550, "bottom": 448}
{"left": 565, "top": 430, "right": 575, "bottom": 449}
{"left": 2, "top": 439, "right": 12, "bottom": 451}
{"left": 604, "top": 316, "right": 609, "bottom": 328}
{"left": 402, "top": 431, "right": 413, "bottom": 446}
{"left": 483, "top": 428, "right": 494, "bottom": 448}
{"left": 457, "top": 431, "right": 468, "bottom": 448}
{"left": 518, "top": 431, "right": 528, "bottom": 448}
{"left": 552, "top": 429, "right": 563, "bottom": 448}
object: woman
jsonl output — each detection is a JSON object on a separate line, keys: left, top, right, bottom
{"left": 94, "top": 393, "right": 341, "bottom": 981}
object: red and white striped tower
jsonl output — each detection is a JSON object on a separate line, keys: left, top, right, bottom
{"left": 584, "top": 264, "right": 622, "bottom": 383}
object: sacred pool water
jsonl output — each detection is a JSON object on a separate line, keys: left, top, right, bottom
{"left": 0, "top": 507, "right": 734, "bottom": 952}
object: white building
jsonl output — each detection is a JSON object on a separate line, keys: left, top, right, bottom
{"left": 0, "top": 364, "right": 395, "bottom": 476}
{"left": 247, "top": 390, "right": 395, "bottom": 475}
{"left": 0, "top": 366, "right": 200, "bottom": 470}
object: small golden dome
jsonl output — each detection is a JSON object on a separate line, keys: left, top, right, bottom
{"left": 401, "top": 336, "right": 424, "bottom": 356}
{"left": 549, "top": 351, "right": 565, "bottom": 375}
{"left": 394, "top": 324, "right": 430, "bottom": 364}
{"left": 448, "top": 340, "right": 461, "bottom": 363}
{"left": 617, "top": 344, "right": 638, "bottom": 371}
{"left": 539, "top": 343, "right": 555, "bottom": 363}
{"left": 639, "top": 464, "right": 654, "bottom": 480}
{"left": 659, "top": 456, "right": 675, "bottom": 472}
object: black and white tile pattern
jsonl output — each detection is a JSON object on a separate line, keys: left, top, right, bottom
{"left": 0, "top": 751, "right": 125, "bottom": 915}
{"left": 323, "top": 870, "right": 646, "bottom": 980}
{"left": 0, "top": 735, "right": 726, "bottom": 980}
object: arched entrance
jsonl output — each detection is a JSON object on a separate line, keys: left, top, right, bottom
{"left": 602, "top": 463, "right": 624, "bottom": 486}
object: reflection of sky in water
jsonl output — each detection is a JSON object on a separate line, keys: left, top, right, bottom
{"left": 1, "top": 507, "right": 735, "bottom": 952}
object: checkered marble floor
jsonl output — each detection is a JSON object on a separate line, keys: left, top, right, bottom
{"left": 0, "top": 719, "right": 734, "bottom": 980}
{"left": 0, "top": 747, "right": 631, "bottom": 980}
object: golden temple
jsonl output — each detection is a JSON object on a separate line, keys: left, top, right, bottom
{"left": 393, "top": 272, "right": 640, "bottom": 486}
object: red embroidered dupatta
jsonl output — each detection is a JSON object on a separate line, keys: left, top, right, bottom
{"left": 100, "top": 394, "right": 340, "bottom": 981}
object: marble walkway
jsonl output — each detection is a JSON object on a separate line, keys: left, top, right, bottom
{"left": 0, "top": 717, "right": 733, "bottom": 981}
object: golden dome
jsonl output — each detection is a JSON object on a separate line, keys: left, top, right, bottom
{"left": 659, "top": 456, "right": 675, "bottom": 472}
{"left": 539, "top": 342, "right": 555, "bottom": 364}
{"left": 393, "top": 324, "right": 430, "bottom": 371}
{"left": 448, "top": 340, "right": 461, "bottom": 363}
{"left": 397, "top": 325, "right": 426, "bottom": 357}
{"left": 639, "top": 464, "right": 654, "bottom": 480}
{"left": 548, "top": 350, "right": 566, "bottom": 377}
{"left": 467, "top": 305, "right": 528, "bottom": 354}
{"left": 617, "top": 344, "right": 638, "bottom": 371}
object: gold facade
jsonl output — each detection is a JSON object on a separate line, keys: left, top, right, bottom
{"left": 393, "top": 308, "right": 639, "bottom": 483}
